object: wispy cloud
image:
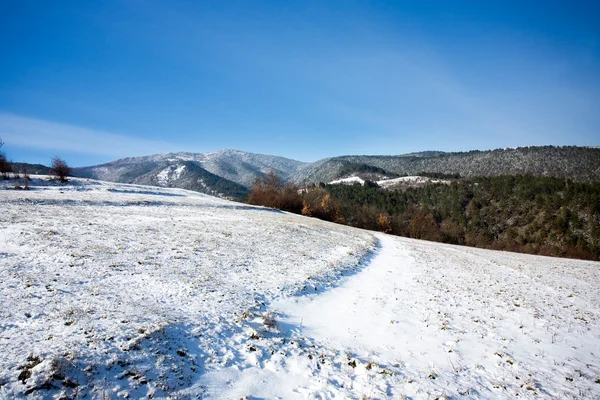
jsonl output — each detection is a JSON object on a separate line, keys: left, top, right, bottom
{"left": 0, "top": 113, "right": 181, "bottom": 159}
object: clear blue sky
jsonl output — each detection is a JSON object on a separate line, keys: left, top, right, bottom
{"left": 1, "top": 1, "right": 599, "bottom": 166}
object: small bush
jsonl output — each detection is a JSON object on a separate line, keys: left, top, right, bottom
{"left": 262, "top": 312, "right": 277, "bottom": 329}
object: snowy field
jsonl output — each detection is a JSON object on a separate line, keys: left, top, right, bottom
{"left": 0, "top": 177, "right": 373, "bottom": 399}
{"left": 1, "top": 177, "right": 599, "bottom": 399}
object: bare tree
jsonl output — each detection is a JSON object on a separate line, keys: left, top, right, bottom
{"left": 19, "top": 165, "right": 31, "bottom": 190}
{"left": 50, "top": 157, "right": 72, "bottom": 182}
{"left": 0, "top": 136, "right": 12, "bottom": 179}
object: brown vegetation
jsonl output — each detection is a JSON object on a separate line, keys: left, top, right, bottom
{"left": 247, "top": 170, "right": 302, "bottom": 213}
{"left": 300, "top": 188, "right": 344, "bottom": 223}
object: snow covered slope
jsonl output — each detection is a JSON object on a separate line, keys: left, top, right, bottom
{"left": 1, "top": 177, "right": 599, "bottom": 399}
{"left": 329, "top": 175, "right": 449, "bottom": 189}
{"left": 328, "top": 176, "right": 366, "bottom": 185}
{"left": 0, "top": 177, "right": 373, "bottom": 398}
{"left": 375, "top": 175, "right": 449, "bottom": 189}
{"left": 132, "top": 161, "right": 249, "bottom": 199}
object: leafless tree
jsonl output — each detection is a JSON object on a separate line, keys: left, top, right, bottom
{"left": 50, "top": 157, "right": 72, "bottom": 182}
{"left": 19, "top": 165, "right": 31, "bottom": 190}
{"left": 0, "top": 136, "right": 12, "bottom": 179}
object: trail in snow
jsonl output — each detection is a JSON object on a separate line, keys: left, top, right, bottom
{"left": 266, "top": 233, "right": 600, "bottom": 399}
{"left": 273, "top": 234, "right": 422, "bottom": 367}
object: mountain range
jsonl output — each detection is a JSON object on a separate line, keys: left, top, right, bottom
{"left": 72, "top": 146, "right": 600, "bottom": 198}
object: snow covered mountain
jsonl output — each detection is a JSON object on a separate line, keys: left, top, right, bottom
{"left": 74, "top": 149, "right": 306, "bottom": 198}
{"left": 1, "top": 177, "right": 599, "bottom": 398}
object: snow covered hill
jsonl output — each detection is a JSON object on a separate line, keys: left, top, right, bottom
{"left": 270, "top": 235, "right": 600, "bottom": 398}
{"left": 1, "top": 177, "right": 599, "bottom": 399}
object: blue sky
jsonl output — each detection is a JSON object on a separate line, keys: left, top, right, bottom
{"left": 1, "top": 0, "right": 599, "bottom": 166}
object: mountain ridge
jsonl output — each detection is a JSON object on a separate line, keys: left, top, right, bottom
{"left": 67, "top": 145, "right": 600, "bottom": 197}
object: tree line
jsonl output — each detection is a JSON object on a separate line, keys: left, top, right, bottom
{"left": 247, "top": 171, "right": 600, "bottom": 261}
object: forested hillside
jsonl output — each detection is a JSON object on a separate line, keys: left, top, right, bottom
{"left": 325, "top": 176, "right": 600, "bottom": 259}
{"left": 249, "top": 173, "right": 600, "bottom": 260}
{"left": 293, "top": 146, "right": 600, "bottom": 184}
{"left": 74, "top": 150, "right": 306, "bottom": 189}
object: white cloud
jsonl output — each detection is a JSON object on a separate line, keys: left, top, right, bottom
{"left": 0, "top": 113, "right": 181, "bottom": 158}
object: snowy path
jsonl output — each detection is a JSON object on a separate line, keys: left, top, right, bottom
{"left": 273, "top": 234, "right": 430, "bottom": 369}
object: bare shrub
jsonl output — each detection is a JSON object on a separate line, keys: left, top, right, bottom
{"left": 22, "top": 166, "right": 30, "bottom": 190}
{"left": 405, "top": 205, "right": 440, "bottom": 240}
{"left": 301, "top": 200, "right": 312, "bottom": 216}
{"left": 440, "top": 218, "right": 463, "bottom": 244}
{"left": 248, "top": 170, "right": 283, "bottom": 208}
{"left": 50, "top": 157, "right": 72, "bottom": 182}
{"left": 279, "top": 183, "right": 303, "bottom": 213}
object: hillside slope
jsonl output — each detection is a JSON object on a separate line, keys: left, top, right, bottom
{"left": 1, "top": 178, "right": 598, "bottom": 398}
{"left": 266, "top": 234, "right": 600, "bottom": 399}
